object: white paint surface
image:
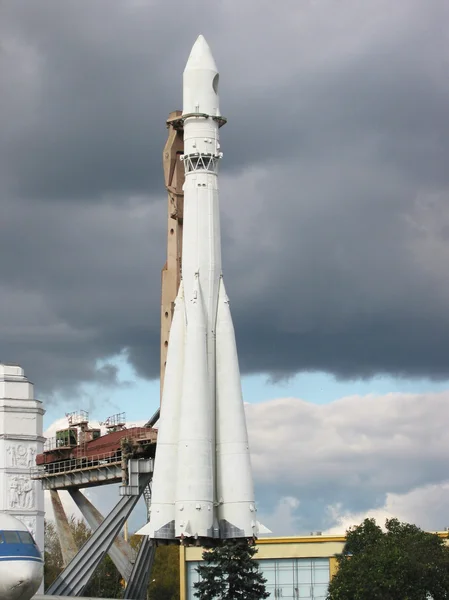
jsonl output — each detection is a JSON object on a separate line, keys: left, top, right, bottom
{"left": 139, "top": 36, "right": 257, "bottom": 540}
{"left": 0, "top": 364, "right": 45, "bottom": 589}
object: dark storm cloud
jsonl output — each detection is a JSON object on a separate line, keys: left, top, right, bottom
{"left": 0, "top": 0, "right": 449, "bottom": 393}
{"left": 0, "top": 193, "right": 164, "bottom": 391}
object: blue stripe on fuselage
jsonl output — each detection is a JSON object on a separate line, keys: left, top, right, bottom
{"left": 0, "top": 555, "right": 43, "bottom": 563}
{"left": 0, "top": 543, "right": 42, "bottom": 559}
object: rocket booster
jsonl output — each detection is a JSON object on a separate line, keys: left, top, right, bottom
{"left": 138, "top": 35, "right": 257, "bottom": 541}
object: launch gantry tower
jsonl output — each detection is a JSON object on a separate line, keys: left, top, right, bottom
{"left": 160, "top": 111, "right": 185, "bottom": 402}
{"left": 33, "top": 114, "right": 186, "bottom": 598}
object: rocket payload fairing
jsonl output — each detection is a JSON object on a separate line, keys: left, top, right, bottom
{"left": 138, "top": 35, "right": 258, "bottom": 541}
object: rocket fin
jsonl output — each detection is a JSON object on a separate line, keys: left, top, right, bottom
{"left": 215, "top": 277, "right": 258, "bottom": 538}
{"left": 257, "top": 522, "right": 273, "bottom": 535}
{"left": 137, "top": 282, "right": 186, "bottom": 539}
{"left": 175, "top": 273, "right": 215, "bottom": 539}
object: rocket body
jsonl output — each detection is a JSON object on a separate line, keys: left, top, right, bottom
{"left": 138, "top": 36, "right": 257, "bottom": 542}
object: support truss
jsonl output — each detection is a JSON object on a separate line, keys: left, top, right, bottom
{"left": 46, "top": 461, "right": 152, "bottom": 597}
{"left": 68, "top": 488, "right": 136, "bottom": 582}
{"left": 123, "top": 537, "right": 156, "bottom": 599}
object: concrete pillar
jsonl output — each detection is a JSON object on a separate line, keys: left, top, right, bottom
{"left": 0, "top": 364, "right": 45, "bottom": 556}
{"left": 329, "top": 556, "right": 339, "bottom": 579}
{"left": 50, "top": 490, "right": 78, "bottom": 567}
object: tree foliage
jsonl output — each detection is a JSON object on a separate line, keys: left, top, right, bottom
{"left": 44, "top": 519, "right": 64, "bottom": 589}
{"left": 327, "top": 518, "right": 449, "bottom": 600}
{"left": 128, "top": 535, "right": 180, "bottom": 600}
{"left": 147, "top": 544, "right": 180, "bottom": 600}
{"left": 194, "top": 539, "right": 269, "bottom": 600}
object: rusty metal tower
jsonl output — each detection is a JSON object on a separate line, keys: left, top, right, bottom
{"left": 36, "top": 114, "right": 185, "bottom": 598}
{"left": 160, "top": 111, "right": 184, "bottom": 402}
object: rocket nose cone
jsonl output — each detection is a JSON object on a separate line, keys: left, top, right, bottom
{"left": 185, "top": 34, "right": 217, "bottom": 72}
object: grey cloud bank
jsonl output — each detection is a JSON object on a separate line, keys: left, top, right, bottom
{"left": 0, "top": 0, "right": 448, "bottom": 393}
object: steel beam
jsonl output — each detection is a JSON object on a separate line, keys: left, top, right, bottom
{"left": 34, "top": 597, "right": 124, "bottom": 599}
{"left": 123, "top": 537, "right": 156, "bottom": 599}
{"left": 33, "top": 462, "right": 122, "bottom": 490}
{"left": 45, "top": 472, "right": 152, "bottom": 596}
{"left": 144, "top": 407, "right": 160, "bottom": 429}
{"left": 68, "top": 488, "right": 136, "bottom": 582}
{"left": 50, "top": 490, "right": 78, "bottom": 567}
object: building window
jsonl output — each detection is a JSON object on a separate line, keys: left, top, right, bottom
{"left": 186, "top": 557, "right": 330, "bottom": 600}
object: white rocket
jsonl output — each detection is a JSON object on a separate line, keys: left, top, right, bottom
{"left": 138, "top": 35, "right": 258, "bottom": 541}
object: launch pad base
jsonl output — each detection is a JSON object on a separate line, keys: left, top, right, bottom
{"left": 151, "top": 535, "right": 258, "bottom": 548}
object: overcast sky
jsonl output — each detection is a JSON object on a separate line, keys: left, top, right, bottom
{"left": 3, "top": 0, "right": 449, "bottom": 535}
{"left": 2, "top": 0, "right": 449, "bottom": 392}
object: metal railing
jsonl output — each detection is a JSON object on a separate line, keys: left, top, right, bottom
{"left": 31, "top": 450, "right": 123, "bottom": 479}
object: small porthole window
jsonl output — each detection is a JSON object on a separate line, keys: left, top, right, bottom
{"left": 212, "top": 74, "right": 219, "bottom": 94}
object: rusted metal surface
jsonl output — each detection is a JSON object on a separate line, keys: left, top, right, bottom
{"left": 160, "top": 110, "right": 184, "bottom": 402}
{"left": 34, "top": 451, "right": 122, "bottom": 473}
{"left": 50, "top": 490, "right": 78, "bottom": 566}
{"left": 37, "top": 426, "right": 157, "bottom": 465}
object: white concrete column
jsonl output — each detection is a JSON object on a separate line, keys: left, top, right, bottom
{"left": 0, "top": 363, "right": 45, "bottom": 556}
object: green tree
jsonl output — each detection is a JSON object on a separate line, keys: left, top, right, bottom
{"left": 128, "top": 535, "right": 180, "bottom": 600}
{"left": 194, "top": 539, "right": 269, "bottom": 600}
{"left": 327, "top": 518, "right": 449, "bottom": 600}
{"left": 84, "top": 552, "right": 124, "bottom": 598}
{"left": 148, "top": 544, "right": 180, "bottom": 600}
{"left": 44, "top": 519, "right": 63, "bottom": 588}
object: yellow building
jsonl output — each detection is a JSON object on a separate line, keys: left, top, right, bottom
{"left": 181, "top": 531, "right": 449, "bottom": 599}
{"left": 180, "top": 535, "right": 345, "bottom": 600}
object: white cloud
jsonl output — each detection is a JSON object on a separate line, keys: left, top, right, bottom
{"left": 246, "top": 391, "right": 449, "bottom": 533}
{"left": 259, "top": 496, "right": 302, "bottom": 537}
{"left": 324, "top": 481, "right": 449, "bottom": 535}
